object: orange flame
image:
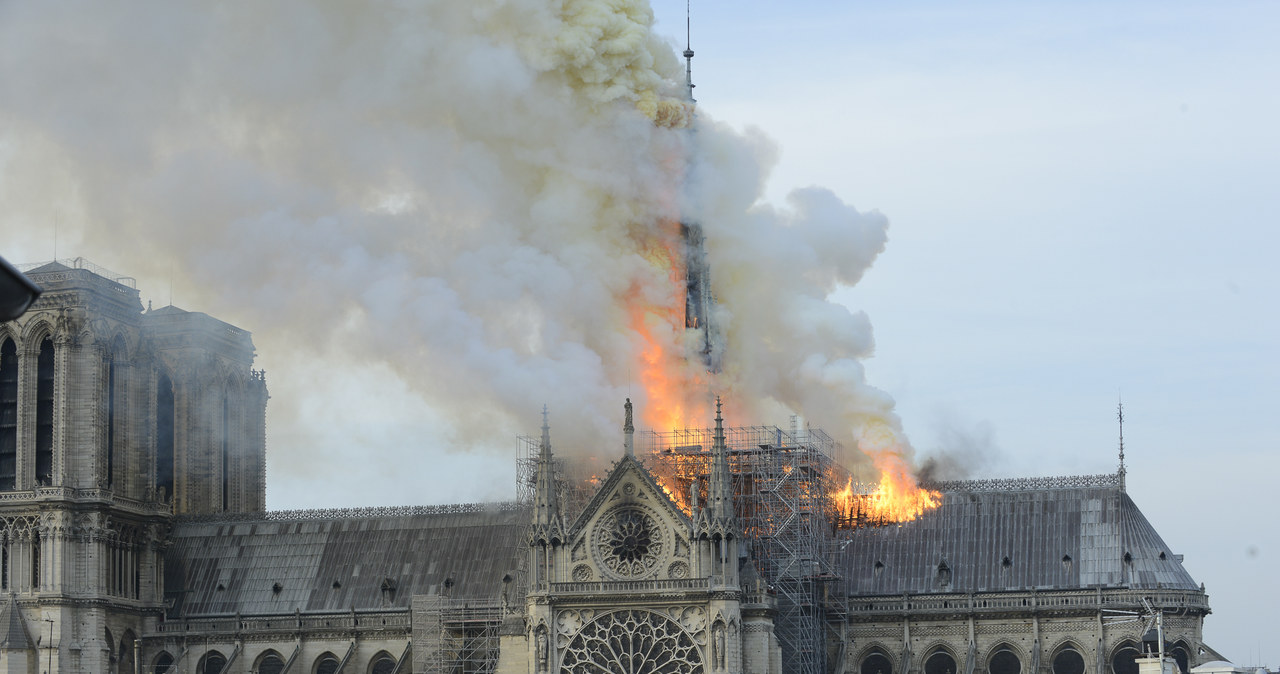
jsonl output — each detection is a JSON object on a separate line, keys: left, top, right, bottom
{"left": 832, "top": 452, "right": 941, "bottom": 525}
{"left": 628, "top": 219, "right": 710, "bottom": 431}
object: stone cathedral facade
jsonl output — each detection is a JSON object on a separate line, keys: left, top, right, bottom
{"left": 0, "top": 260, "right": 1219, "bottom": 674}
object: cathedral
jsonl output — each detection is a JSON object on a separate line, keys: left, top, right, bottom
{"left": 0, "top": 259, "right": 1218, "bottom": 674}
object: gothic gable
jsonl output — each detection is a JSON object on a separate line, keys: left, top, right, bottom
{"left": 563, "top": 455, "right": 694, "bottom": 583}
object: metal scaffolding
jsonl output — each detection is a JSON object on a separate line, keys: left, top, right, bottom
{"left": 430, "top": 601, "right": 504, "bottom": 674}
{"left": 515, "top": 424, "right": 860, "bottom": 674}
{"left": 643, "top": 425, "right": 846, "bottom": 674}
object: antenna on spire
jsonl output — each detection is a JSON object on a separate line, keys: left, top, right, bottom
{"left": 683, "top": 0, "right": 696, "bottom": 102}
{"left": 1117, "top": 396, "right": 1126, "bottom": 491}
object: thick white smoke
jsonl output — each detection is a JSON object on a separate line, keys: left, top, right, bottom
{"left": 0, "top": 0, "right": 908, "bottom": 503}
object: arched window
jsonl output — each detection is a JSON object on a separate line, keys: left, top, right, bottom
{"left": 369, "top": 651, "right": 397, "bottom": 674}
{"left": 256, "top": 650, "right": 286, "bottom": 674}
{"left": 315, "top": 653, "right": 340, "bottom": 674}
{"left": 861, "top": 650, "right": 894, "bottom": 674}
{"left": 1052, "top": 644, "right": 1086, "bottom": 674}
{"left": 925, "top": 649, "right": 958, "bottom": 674}
{"left": 119, "top": 630, "right": 137, "bottom": 674}
{"left": 30, "top": 531, "right": 39, "bottom": 589}
{"left": 1111, "top": 642, "right": 1141, "bottom": 674}
{"left": 156, "top": 371, "right": 175, "bottom": 502}
{"left": 0, "top": 338, "right": 17, "bottom": 490}
{"left": 152, "top": 652, "right": 174, "bottom": 674}
{"left": 104, "top": 627, "right": 115, "bottom": 673}
{"left": 221, "top": 387, "right": 230, "bottom": 511}
{"left": 1170, "top": 643, "right": 1191, "bottom": 674}
{"left": 105, "top": 336, "right": 127, "bottom": 488}
{"left": 199, "top": 650, "right": 227, "bottom": 674}
{"left": 36, "top": 337, "right": 54, "bottom": 484}
{"left": 989, "top": 646, "right": 1022, "bottom": 674}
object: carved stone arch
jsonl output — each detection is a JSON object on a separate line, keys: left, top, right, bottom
{"left": 921, "top": 641, "right": 961, "bottom": 674}
{"left": 254, "top": 648, "right": 287, "bottom": 674}
{"left": 197, "top": 648, "right": 228, "bottom": 674}
{"left": 104, "top": 626, "right": 116, "bottom": 668}
{"left": 1047, "top": 638, "right": 1087, "bottom": 674}
{"left": 107, "top": 331, "right": 133, "bottom": 359}
{"left": 313, "top": 650, "right": 341, "bottom": 674}
{"left": 366, "top": 650, "right": 398, "bottom": 674}
{"left": 1168, "top": 640, "right": 1192, "bottom": 674}
{"left": 20, "top": 317, "right": 56, "bottom": 352}
{"left": 1107, "top": 639, "right": 1142, "bottom": 674}
{"left": 855, "top": 642, "right": 898, "bottom": 674}
{"left": 151, "top": 650, "right": 175, "bottom": 674}
{"left": 987, "top": 641, "right": 1027, "bottom": 674}
{"left": 0, "top": 324, "right": 17, "bottom": 347}
{"left": 119, "top": 629, "right": 138, "bottom": 673}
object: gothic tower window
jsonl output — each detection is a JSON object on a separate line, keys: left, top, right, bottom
{"left": 30, "top": 531, "right": 39, "bottom": 589}
{"left": 0, "top": 338, "right": 17, "bottom": 490}
{"left": 36, "top": 337, "right": 54, "bottom": 484}
{"left": 156, "top": 372, "right": 175, "bottom": 502}
{"left": 221, "top": 389, "right": 230, "bottom": 511}
{"left": 106, "top": 346, "right": 118, "bottom": 487}
{"left": 1, "top": 536, "right": 7, "bottom": 590}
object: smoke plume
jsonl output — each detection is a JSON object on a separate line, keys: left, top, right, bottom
{"left": 0, "top": 0, "right": 910, "bottom": 503}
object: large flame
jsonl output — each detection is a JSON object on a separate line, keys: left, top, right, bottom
{"left": 832, "top": 452, "right": 942, "bottom": 525}
{"left": 628, "top": 213, "right": 712, "bottom": 430}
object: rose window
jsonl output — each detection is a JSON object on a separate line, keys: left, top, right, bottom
{"left": 559, "top": 609, "right": 702, "bottom": 674}
{"left": 596, "top": 509, "right": 663, "bottom": 578}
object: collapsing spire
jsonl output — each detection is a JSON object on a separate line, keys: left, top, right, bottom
{"left": 530, "top": 405, "right": 564, "bottom": 545}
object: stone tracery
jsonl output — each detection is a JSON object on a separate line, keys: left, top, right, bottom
{"left": 559, "top": 609, "right": 702, "bottom": 674}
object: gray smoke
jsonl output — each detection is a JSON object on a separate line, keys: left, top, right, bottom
{"left": 0, "top": 0, "right": 912, "bottom": 505}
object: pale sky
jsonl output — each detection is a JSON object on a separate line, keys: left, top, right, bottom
{"left": 1, "top": 0, "right": 1276, "bottom": 665}
{"left": 647, "top": 0, "right": 1278, "bottom": 663}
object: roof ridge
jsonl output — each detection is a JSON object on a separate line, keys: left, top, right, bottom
{"left": 929, "top": 473, "right": 1121, "bottom": 493}
{"left": 174, "top": 501, "right": 526, "bottom": 523}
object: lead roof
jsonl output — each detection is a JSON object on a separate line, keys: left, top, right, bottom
{"left": 837, "top": 477, "right": 1199, "bottom": 595}
{"left": 166, "top": 504, "right": 527, "bottom": 616}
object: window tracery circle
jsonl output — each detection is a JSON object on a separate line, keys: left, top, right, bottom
{"left": 595, "top": 508, "right": 665, "bottom": 578}
{"left": 559, "top": 609, "right": 702, "bottom": 674}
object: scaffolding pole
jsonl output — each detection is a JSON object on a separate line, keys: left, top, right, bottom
{"left": 430, "top": 601, "right": 505, "bottom": 674}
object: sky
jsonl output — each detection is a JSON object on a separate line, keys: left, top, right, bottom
{"left": 645, "top": 0, "right": 1278, "bottom": 663}
{"left": 2, "top": 0, "right": 1277, "bottom": 665}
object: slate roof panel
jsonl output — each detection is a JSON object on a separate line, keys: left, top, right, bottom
{"left": 837, "top": 480, "right": 1198, "bottom": 595}
{"left": 167, "top": 505, "right": 528, "bottom": 616}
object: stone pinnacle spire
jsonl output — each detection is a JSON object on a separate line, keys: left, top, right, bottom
{"left": 707, "top": 397, "right": 734, "bottom": 530}
{"left": 530, "top": 405, "right": 563, "bottom": 544}
{"left": 624, "top": 398, "right": 635, "bottom": 458}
